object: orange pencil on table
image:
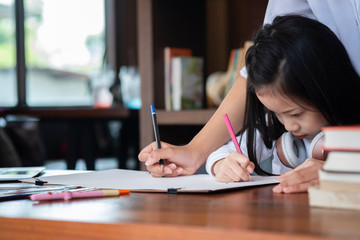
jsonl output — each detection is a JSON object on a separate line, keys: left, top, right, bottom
{"left": 223, "top": 113, "right": 252, "bottom": 182}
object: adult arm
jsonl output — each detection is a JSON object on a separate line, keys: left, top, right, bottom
{"left": 138, "top": 75, "right": 247, "bottom": 177}
{"left": 139, "top": 0, "right": 316, "bottom": 177}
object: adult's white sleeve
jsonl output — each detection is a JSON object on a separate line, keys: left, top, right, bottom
{"left": 264, "top": 0, "right": 315, "bottom": 25}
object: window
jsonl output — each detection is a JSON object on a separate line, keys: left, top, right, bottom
{"left": 0, "top": 0, "right": 17, "bottom": 106}
{"left": 0, "top": 0, "right": 112, "bottom": 107}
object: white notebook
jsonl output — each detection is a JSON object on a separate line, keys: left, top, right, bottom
{"left": 23, "top": 169, "right": 278, "bottom": 193}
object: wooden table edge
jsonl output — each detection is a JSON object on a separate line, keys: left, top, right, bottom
{"left": 0, "top": 216, "right": 334, "bottom": 240}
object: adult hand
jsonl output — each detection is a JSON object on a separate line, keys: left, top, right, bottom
{"left": 138, "top": 141, "right": 201, "bottom": 177}
{"left": 213, "top": 152, "right": 254, "bottom": 182}
{"left": 272, "top": 158, "right": 324, "bottom": 193}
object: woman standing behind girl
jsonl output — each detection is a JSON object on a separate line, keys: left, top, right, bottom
{"left": 206, "top": 15, "right": 360, "bottom": 191}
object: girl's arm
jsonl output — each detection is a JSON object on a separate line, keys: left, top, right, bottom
{"left": 138, "top": 75, "right": 247, "bottom": 177}
{"left": 205, "top": 137, "right": 239, "bottom": 177}
{"left": 272, "top": 158, "right": 325, "bottom": 193}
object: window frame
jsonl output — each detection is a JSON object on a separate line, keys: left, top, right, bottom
{"left": 11, "top": 0, "right": 117, "bottom": 109}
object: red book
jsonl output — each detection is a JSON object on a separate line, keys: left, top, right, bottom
{"left": 322, "top": 125, "right": 360, "bottom": 152}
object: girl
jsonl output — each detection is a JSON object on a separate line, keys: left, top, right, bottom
{"left": 206, "top": 15, "right": 360, "bottom": 184}
{"left": 140, "top": 2, "right": 360, "bottom": 193}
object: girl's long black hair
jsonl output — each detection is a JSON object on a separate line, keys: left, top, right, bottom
{"left": 243, "top": 15, "right": 360, "bottom": 175}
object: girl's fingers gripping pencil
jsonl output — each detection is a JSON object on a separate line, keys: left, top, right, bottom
{"left": 223, "top": 114, "right": 252, "bottom": 182}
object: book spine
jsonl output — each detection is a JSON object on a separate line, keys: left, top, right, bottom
{"left": 164, "top": 48, "right": 192, "bottom": 111}
{"left": 172, "top": 58, "right": 182, "bottom": 111}
{"left": 164, "top": 47, "right": 172, "bottom": 111}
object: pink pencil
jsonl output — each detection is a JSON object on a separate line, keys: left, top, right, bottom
{"left": 223, "top": 114, "right": 252, "bottom": 182}
{"left": 30, "top": 189, "right": 130, "bottom": 201}
{"left": 223, "top": 114, "right": 242, "bottom": 154}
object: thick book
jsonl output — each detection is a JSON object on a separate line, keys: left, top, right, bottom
{"left": 308, "top": 186, "right": 360, "bottom": 210}
{"left": 320, "top": 180, "right": 360, "bottom": 191}
{"left": 322, "top": 125, "right": 360, "bottom": 151}
{"left": 319, "top": 151, "right": 360, "bottom": 191}
{"left": 322, "top": 151, "right": 360, "bottom": 173}
{"left": 164, "top": 47, "right": 192, "bottom": 111}
{"left": 171, "top": 56, "right": 204, "bottom": 111}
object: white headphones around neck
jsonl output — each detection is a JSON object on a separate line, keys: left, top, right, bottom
{"left": 275, "top": 131, "right": 326, "bottom": 169}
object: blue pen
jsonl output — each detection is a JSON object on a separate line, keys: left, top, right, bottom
{"left": 150, "top": 105, "right": 164, "bottom": 166}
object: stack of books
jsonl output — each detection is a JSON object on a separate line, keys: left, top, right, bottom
{"left": 163, "top": 47, "right": 204, "bottom": 111}
{"left": 164, "top": 47, "right": 192, "bottom": 111}
{"left": 308, "top": 126, "right": 360, "bottom": 210}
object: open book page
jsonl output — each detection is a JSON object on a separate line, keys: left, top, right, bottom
{"left": 23, "top": 169, "right": 279, "bottom": 193}
{"left": 0, "top": 167, "right": 45, "bottom": 181}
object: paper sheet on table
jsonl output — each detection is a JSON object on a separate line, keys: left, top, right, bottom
{"left": 23, "top": 169, "right": 279, "bottom": 193}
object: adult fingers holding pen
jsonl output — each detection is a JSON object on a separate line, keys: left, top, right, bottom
{"left": 138, "top": 141, "right": 195, "bottom": 177}
{"left": 142, "top": 105, "right": 201, "bottom": 177}
{"left": 138, "top": 141, "right": 179, "bottom": 177}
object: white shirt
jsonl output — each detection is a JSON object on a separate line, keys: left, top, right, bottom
{"left": 205, "top": 131, "right": 312, "bottom": 177}
{"left": 241, "top": 0, "right": 360, "bottom": 78}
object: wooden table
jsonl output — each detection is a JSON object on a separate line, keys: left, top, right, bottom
{"left": 0, "top": 184, "right": 359, "bottom": 240}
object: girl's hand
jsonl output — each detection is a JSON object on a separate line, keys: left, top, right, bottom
{"left": 138, "top": 141, "right": 200, "bottom": 177}
{"left": 213, "top": 152, "right": 255, "bottom": 182}
{"left": 272, "top": 158, "right": 324, "bottom": 193}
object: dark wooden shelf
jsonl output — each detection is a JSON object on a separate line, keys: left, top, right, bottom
{"left": 137, "top": 0, "right": 267, "bottom": 149}
{"left": 3, "top": 106, "right": 137, "bottom": 119}
{"left": 157, "top": 109, "right": 216, "bottom": 125}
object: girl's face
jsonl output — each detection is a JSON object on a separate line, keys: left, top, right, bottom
{"left": 256, "top": 92, "right": 329, "bottom": 141}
